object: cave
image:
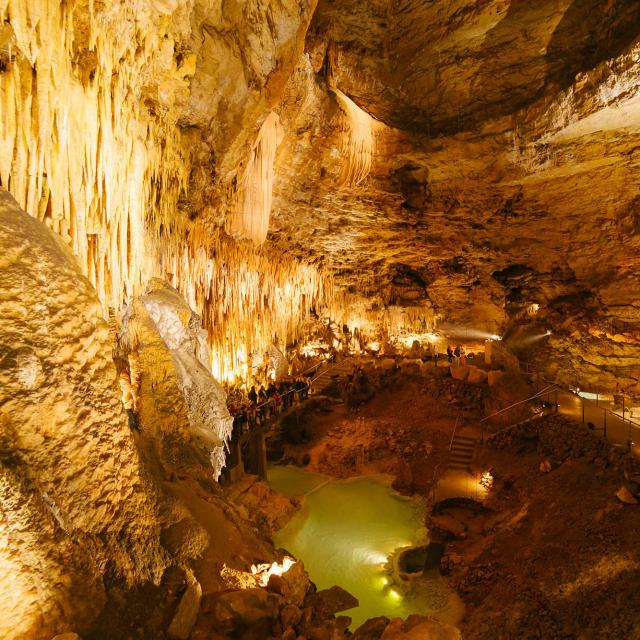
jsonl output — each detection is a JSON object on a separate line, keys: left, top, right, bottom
{"left": 1, "top": 1, "right": 640, "bottom": 639}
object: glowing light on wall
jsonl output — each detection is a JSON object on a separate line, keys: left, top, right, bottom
{"left": 251, "top": 557, "right": 296, "bottom": 587}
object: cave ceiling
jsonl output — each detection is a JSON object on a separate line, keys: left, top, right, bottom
{"left": 262, "top": 0, "right": 640, "bottom": 336}
{"left": 2, "top": 0, "right": 640, "bottom": 387}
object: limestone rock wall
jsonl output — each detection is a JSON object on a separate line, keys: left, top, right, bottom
{"left": 0, "top": 190, "right": 167, "bottom": 639}
{"left": 121, "top": 280, "right": 233, "bottom": 478}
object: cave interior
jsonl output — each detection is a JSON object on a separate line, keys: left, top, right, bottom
{"left": 1, "top": 1, "right": 640, "bottom": 639}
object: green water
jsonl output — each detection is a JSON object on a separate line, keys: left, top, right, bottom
{"left": 268, "top": 466, "right": 463, "bottom": 630}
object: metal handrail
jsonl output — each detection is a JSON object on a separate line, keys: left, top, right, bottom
{"left": 480, "top": 384, "right": 555, "bottom": 423}
{"left": 520, "top": 365, "right": 640, "bottom": 431}
{"left": 233, "top": 357, "right": 348, "bottom": 416}
{"left": 449, "top": 411, "right": 462, "bottom": 451}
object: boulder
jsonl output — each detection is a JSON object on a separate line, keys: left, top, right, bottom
{"left": 279, "top": 603, "right": 302, "bottom": 629}
{"left": 305, "top": 585, "right": 358, "bottom": 615}
{"left": 449, "top": 365, "right": 469, "bottom": 381}
{"left": 209, "top": 588, "right": 282, "bottom": 636}
{"left": 484, "top": 341, "right": 520, "bottom": 372}
{"left": 616, "top": 486, "right": 638, "bottom": 505}
{"left": 267, "top": 560, "right": 310, "bottom": 606}
{"left": 379, "top": 358, "right": 397, "bottom": 371}
{"left": 353, "top": 617, "right": 391, "bottom": 640}
{"left": 484, "top": 372, "right": 533, "bottom": 426}
{"left": 466, "top": 366, "right": 488, "bottom": 385}
{"left": 539, "top": 459, "right": 552, "bottom": 473}
{"left": 430, "top": 514, "right": 467, "bottom": 540}
{"left": 380, "top": 615, "right": 461, "bottom": 640}
{"left": 167, "top": 576, "right": 202, "bottom": 640}
{"left": 487, "top": 370, "right": 505, "bottom": 387}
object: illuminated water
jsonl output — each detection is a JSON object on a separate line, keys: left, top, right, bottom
{"left": 268, "top": 466, "right": 464, "bottom": 629}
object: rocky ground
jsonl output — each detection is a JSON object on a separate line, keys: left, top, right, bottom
{"left": 434, "top": 415, "right": 640, "bottom": 640}
{"left": 271, "top": 367, "right": 640, "bottom": 640}
{"left": 272, "top": 362, "right": 486, "bottom": 495}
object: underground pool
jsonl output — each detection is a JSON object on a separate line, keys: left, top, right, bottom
{"left": 268, "top": 465, "right": 464, "bottom": 629}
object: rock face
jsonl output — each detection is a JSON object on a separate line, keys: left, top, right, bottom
{"left": 121, "top": 280, "right": 233, "bottom": 478}
{"left": 0, "top": 191, "right": 166, "bottom": 639}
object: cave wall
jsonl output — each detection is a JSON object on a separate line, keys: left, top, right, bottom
{"left": 0, "top": 0, "right": 329, "bottom": 381}
{"left": 0, "top": 190, "right": 168, "bottom": 639}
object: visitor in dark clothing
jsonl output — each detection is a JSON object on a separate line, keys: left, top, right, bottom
{"left": 248, "top": 386, "right": 258, "bottom": 405}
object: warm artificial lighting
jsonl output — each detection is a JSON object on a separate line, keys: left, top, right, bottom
{"left": 527, "top": 303, "right": 540, "bottom": 315}
{"left": 300, "top": 341, "right": 331, "bottom": 358}
{"left": 479, "top": 471, "right": 494, "bottom": 491}
{"left": 251, "top": 557, "right": 296, "bottom": 587}
{"left": 489, "top": 334, "right": 502, "bottom": 341}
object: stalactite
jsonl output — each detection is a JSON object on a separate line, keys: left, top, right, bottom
{"left": 332, "top": 88, "right": 377, "bottom": 187}
{"left": 0, "top": 1, "right": 335, "bottom": 386}
{"left": 225, "top": 111, "right": 283, "bottom": 245}
{"left": 161, "top": 226, "right": 334, "bottom": 382}
{"left": 0, "top": 0, "right": 191, "bottom": 310}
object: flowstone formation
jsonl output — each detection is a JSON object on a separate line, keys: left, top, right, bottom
{"left": 120, "top": 280, "right": 233, "bottom": 478}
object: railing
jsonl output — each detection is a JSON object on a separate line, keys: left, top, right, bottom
{"left": 449, "top": 411, "right": 462, "bottom": 451}
{"left": 479, "top": 384, "right": 556, "bottom": 444}
{"left": 228, "top": 356, "right": 350, "bottom": 438}
{"left": 503, "top": 362, "right": 640, "bottom": 454}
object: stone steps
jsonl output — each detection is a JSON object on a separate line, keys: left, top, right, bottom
{"left": 446, "top": 433, "right": 477, "bottom": 471}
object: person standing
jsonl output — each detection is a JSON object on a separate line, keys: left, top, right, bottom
{"left": 447, "top": 344, "right": 454, "bottom": 363}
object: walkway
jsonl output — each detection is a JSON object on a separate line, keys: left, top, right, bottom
{"left": 221, "top": 358, "right": 355, "bottom": 483}
{"left": 526, "top": 375, "right": 640, "bottom": 456}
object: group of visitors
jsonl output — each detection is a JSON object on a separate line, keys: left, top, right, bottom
{"left": 227, "top": 375, "right": 312, "bottom": 439}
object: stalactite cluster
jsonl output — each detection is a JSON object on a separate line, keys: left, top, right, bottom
{"left": 162, "top": 227, "right": 334, "bottom": 382}
{"left": 0, "top": 0, "right": 193, "bottom": 310}
{"left": 0, "top": 0, "right": 336, "bottom": 383}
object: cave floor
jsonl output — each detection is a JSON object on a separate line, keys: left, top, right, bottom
{"left": 271, "top": 370, "right": 640, "bottom": 640}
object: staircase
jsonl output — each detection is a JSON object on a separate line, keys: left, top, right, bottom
{"left": 447, "top": 433, "right": 477, "bottom": 471}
